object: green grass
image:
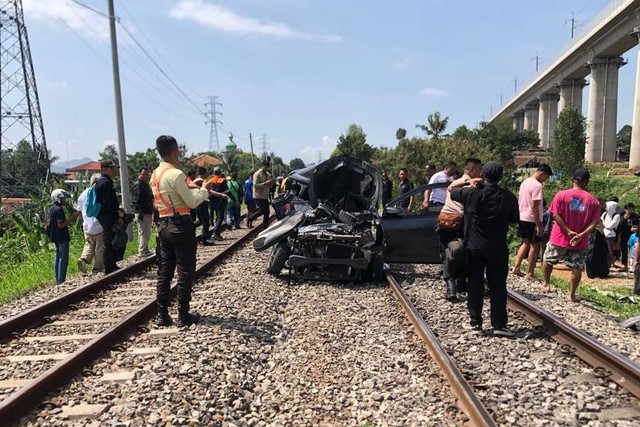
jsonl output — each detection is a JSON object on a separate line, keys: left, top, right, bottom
{"left": 0, "top": 226, "right": 152, "bottom": 305}
{"left": 544, "top": 273, "right": 640, "bottom": 319}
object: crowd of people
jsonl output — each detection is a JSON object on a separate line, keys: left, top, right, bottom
{"left": 386, "top": 159, "right": 640, "bottom": 337}
{"left": 46, "top": 138, "right": 280, "bottom": 295}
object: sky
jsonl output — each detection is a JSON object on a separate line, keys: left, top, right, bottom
{"left": 18, "top": 0, "right": 636, "bottom": 167}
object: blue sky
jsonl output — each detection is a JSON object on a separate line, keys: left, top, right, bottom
{"left": 23, "top": 0, "right": 633, "bottom": 167}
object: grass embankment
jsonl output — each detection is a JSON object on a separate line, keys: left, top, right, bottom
{"left": 0, "top": 228, "right": 146, "bottom": 305}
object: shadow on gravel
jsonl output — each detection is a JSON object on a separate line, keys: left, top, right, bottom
{"left": 199, "top": 315, "right": 278, "bottom": 344}
{"left": 276, "top": 275, "right": 389, "bottom": 291}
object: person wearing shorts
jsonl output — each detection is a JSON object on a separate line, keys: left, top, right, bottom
{"left": 512, "top": 164, "right": 552, "bottom": 279}
{"left": 542, "top": 168, "right": 601, "bottom": 301}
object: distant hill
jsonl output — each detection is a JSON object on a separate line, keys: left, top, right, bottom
{"left": 51, "top": 157, "right": 93, "bottom": 173}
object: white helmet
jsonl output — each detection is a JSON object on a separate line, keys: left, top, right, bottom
{"left": 51, "top": 189, "right": 72, "bottom": 203}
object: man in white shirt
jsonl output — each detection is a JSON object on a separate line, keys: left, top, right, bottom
{"left": 76, "top": 174, "right": 104, "bottom": 274}
{"left": 423, "top": 161, "right": 457, "bottom": 209}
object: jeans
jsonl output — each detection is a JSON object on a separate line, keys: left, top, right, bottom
{"left": 226, "top": 201, "right": 241, "bottom": 228}
{"left": 196, "top": 201, "right": 210, "bottom": 242}
{"left": 210, "top": 198, "right": 226, "bottom": 235}
{"left": 98, "top": 217, "right": 118, "bottom": 273}
{"left": 54, "top": 241, "right": 70, "bottom": 284}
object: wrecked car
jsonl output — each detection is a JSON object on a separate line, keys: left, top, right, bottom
{"left": 253, "top": 155, "right": 384, "bottom": 281}
{"left": 253, "top": 155, "right": 447, "bottom": 281}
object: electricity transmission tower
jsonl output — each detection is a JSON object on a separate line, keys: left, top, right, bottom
{"left": 260, "top": 134, "right": 269, "bottom": 159}
{"left": 205, "top": 96, "right": 223, "bottom": 152}
{"left": 0, "top": 0, "right": 50, "bottom": 200}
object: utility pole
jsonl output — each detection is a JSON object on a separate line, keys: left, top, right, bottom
{"left": 566, "top": 12, "right": 579, "bottom": 39}
{"left": 532, "top": 52, "right": 542, "bottom": 72}
{"left": 498, "top": 94, "right": 503, "bottom": 106}
{"left": 205, "top": 95, "right": 223, "bottom": 152}
{"left": 249, "top": 133, "right": 255, "bottom": 172}
{"left": 107, "top": 0, "right": 130, "bottom": 211}
{"left": 513, "top": 77, "right": 518, "bottom": 93}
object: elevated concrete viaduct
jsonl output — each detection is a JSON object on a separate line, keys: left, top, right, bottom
{"left": 490, "top": 0, "right": 640, "bottom": 167}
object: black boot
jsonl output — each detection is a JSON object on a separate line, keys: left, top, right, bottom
{"left": 155, "top": 303, "right": 173, "bottom": 327}
{"left": 456, "top": 276, "right": 468, "bottom": 294}
{"left": 177, "top": 304, "right": 201, "bottom": 327}
{"left": 446, "top": 279, "right": 458, "bottom": 302}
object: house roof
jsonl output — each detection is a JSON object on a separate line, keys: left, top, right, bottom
{"left": 66, "top": 161, "right": 101, "bottom": 172}
{"left": 191, "top": 154, "right": 223, "bottom": 167}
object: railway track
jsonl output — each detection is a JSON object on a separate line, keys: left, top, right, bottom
{"left": 386, "top": 266, "right": 640, "bottom": 425}
{"left": 0, "top": 224, "right": 265, "bottom": 425}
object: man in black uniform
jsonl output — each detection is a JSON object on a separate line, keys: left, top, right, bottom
{"left": 450, "top": 161, "right": 519, "bottom": 337}
{"left": 398, "top": 167, "right": 414, "bottom": 213}
{"left": 95, "top": 159, "right": 123, "bottom": 274}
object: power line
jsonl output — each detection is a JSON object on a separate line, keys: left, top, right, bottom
{"left": 116, "top": 21, "right": 207, "bottom": 118}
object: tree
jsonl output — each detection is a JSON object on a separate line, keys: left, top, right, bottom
{"left": 99, "top": 144, "right": 119, "bottom": 167}
{"left": 550, "top": 108, "right": 586, "bottom": 178}
{"left": 289, "top": 158, "right": 305, "bottom": 170}
{"left": 332, "top": 124, "right": 376, "bottom": 162}
{"left": 395, "top": 128, "right": 407, "bottom": 141}
{"left": 127, "top": 149, "right": 159, "bottom": 184}
{"left": 617, "top": 124, "right": 632, "bottom": 153}
{"left": 416, "top": 111, "right": 449, "bottom": 139}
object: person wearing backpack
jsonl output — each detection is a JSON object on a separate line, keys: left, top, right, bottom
{"left": 94, "top": 159, "right": 124, "bottom": 274}
{"left": 76, "top": 174, "right": 104, "bottom": 274}
{"left": 48, "top": 189, "right": 81, "bottom": 284}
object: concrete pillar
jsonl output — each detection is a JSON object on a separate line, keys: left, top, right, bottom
{"left": 512, "top": 111, "right": 525, "bottom": 131}
{"left": 586, "top": 57, "right": 625, "bottom": 163}
{"left": 558, "top": 78, "right": 586, "bottom": 112}
{"left": 538, "top": 93, "right": 560, "bottom": 149}
{"left": 630, "top": 30, "right": 640, "bottom": 168}
{"left": 523, "top": 102, "right": 539, "bottom": 131}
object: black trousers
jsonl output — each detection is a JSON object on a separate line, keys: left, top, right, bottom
{"left": 157, "top": 218, "right": 197, "bottom": 307}
{"left": 437, "top": 228, "right": 461, "bottom": 280}
{"left": 252, "top": 199, "right": 270, "bottom": 230}
{"left": 98, "top": 217, "right": 118, "bottom": 274}
{"left": 467, "top": 249, "right": 508, "bottom": 329}
{"left": 196, "top": 201, "right": 210, "bottom": 242}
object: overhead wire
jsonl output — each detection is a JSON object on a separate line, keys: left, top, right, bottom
{"left": 53, "top": 3, "right": 204, "bottom": 123}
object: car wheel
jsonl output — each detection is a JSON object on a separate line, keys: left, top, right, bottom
{"left": 267, "top": 241, "right": 290, "bottom": 275}
{"left": 364, "top": 247, "right": 385, "bottom": 282}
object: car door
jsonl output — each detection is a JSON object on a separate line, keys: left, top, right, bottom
{"left": 379, "top": 182, "right": 448, "bottom": 264}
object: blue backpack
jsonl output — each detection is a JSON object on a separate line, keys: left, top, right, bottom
{"left": 85, "top": 185, "right": 102, "bottom": 218}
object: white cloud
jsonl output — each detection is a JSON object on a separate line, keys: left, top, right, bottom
{"left": 23, "top": 0, "right": 110, "bottom": 41}
{"left": 102, "top": 139, "right": 117, "bottom": 149}
{"left": 169, "top": 0, "right": 342, "bottom": 42}
{"left": 394, "top": 56, "right": 413, "bottom": 70}
{"left": 299, "top": 135, "right": 336, "bottom": 165}
{"left": 419, "top": 88, "right": 451, "bottom": 97}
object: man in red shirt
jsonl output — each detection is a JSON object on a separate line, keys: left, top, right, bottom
{"left": 542, "top": 168, "right": 600, "bottom": 301}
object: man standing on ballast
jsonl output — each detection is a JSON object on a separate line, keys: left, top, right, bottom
{"left": 152, "top": 135, "right": 215, "bottom": 327}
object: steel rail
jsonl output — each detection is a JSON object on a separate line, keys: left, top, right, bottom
{"left": 0, "top": 256, "right": 156, "bottom": 342}
{"left": 386, "top": 271, "right": 497, "bottom": 427}
{"left": 507, "top": 289, "right": 640, "bottom": 399}
{"left": 0, "top": 223, "right": 265, "bottom": 426}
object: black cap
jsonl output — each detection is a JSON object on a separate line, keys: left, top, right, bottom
{"left": 481, "top": 161, "right": 504, "bottom": 182}
{"left": 537, "top": 163, "right": 553, "bottom": 176}
{"left": 572, "top": 168, "right": 590, "bottom": 181}
{"left": 100, "top": 159, "right": 116, "bottom": 169}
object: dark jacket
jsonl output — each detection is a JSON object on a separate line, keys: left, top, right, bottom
{"left": 95, "top": 175, "right": 119, "bottom": 224}
{"left": 450, "top": 183, "right": 519, "bottom": 253}
{"left": 131, "top": 179, "right": 154, "bottom": 214}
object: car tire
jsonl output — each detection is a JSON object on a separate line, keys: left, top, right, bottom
{"left": 267, "top": 241, "right": 290, "bottom": 275}
{"left": 364, "top": 248, "right": 385, "bottom": 282}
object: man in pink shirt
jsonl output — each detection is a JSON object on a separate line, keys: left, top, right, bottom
{"left": 512, "top": 164, "right": 552, "bottom": 279}
{"left": 542, "top": 168, "right": 601, "bottom": 301}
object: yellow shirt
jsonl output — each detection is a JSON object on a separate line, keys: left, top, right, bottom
{"left": 151, "top": 162, "right": 208, "bottom": 217}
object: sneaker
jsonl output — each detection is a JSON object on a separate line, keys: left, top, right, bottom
{"left": 76, "top": 258, "right": 87, "bottom": 274}
{"left": 492, "top": 327, "right": 515, "bottom": 338}
{"left": 464, "top": 322, "right": 483, "bottom": 335}
{"left": 213, "top": 234, "right": 223, "bottom": 241}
